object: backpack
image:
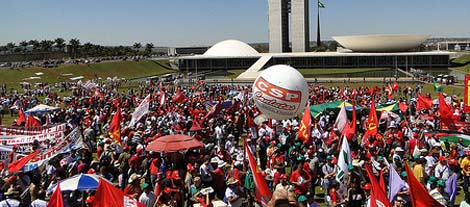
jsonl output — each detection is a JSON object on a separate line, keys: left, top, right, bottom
{"left": 100, "top": 151, "right": 112, "bottom": 166}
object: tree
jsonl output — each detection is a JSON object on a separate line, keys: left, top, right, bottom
{"left": 28, "top": 40, "right": 40, "bottom": 52}
{"left": 82, "top": 42, "right": 94, "bottom": 57}
{"left": 327, "top": 41, "right": 339, "bottom": 52}
{"left": 5, "top": 42, "right": 16, "bottom": 52}
{"left": 55, "top": 38, "right": 66, "bottom": 52}
{"left": 40, "top": 40, "right": 54, "bottom": 52}
{"left": 144, "top": 43, "right": 154, "bottom": 56}
{"left": 133, "top": 42, "right": 142, "bottom": 51}
{"left": 69, "top": 38, "right": 81, "bottom": 58}
{"left": 19, "top": 41, "right": 29, "bottom": 53}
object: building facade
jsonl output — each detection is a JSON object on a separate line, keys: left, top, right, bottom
{"left": 291, "top": 0, "right": 310, "bottom": 52}
{"left": 268, "top": 0, "right": 290, "bottom": 53}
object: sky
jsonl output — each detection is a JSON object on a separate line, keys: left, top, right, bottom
{"left": 1, "top": 0, "right": 469, "bottom": 47}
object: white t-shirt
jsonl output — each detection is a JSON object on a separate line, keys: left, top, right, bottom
{"left": 0, "top": 199, "right": 21, "bottom": 207}
{"left": 225, "top": 187, "right": 243, "bottom": 207}
{"left": 30, "top": 199, "right": 48, "bottom": 207}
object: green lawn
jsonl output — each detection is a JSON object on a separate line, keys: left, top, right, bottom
{"left": 452, "top": 54, "right": 470, "bottom": 65}
{"left": 0, "top": 60, "right": 176, "bottom": 86}
{"left": 298, "top": 68, "right": 389, "bottom": 75}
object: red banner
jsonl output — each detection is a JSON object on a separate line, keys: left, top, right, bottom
{"left": 465, "top": 75, "right": 470, "bottom": 113}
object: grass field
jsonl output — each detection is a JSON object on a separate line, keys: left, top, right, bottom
{"left": 0, "top": 60, "right": 175, "bottom": 86}
{"left": 452, "top": 54, "right": 470, "bottom": 65}
{"left": 297, "top": 68, "right": 389, "bottom": 75}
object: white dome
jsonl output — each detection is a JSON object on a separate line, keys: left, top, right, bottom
{"left": 204, "top": 40, "right": 260, "bottom": 57}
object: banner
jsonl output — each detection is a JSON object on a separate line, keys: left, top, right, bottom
{"left": 129, "top": 94, "right": 150, "bottom": 127}
{"left": 0, "top": 145, "right": 13, "bottom": 161}
{"left": 0, "top": 123, "right": 66, "bottom": 136}
{"left": 23, "top": 128, "right": 83, "bottom": 172}
{"left": 0, "top": 131, "right": 64, "bottom": 145}
{"left": 465, "top": 75, "right": 470, "bottom": 113}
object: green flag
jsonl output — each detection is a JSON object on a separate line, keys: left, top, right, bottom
{"left": 318, "top": 0, "right": 325, "bottom": 8}
{"left": 433, "top": 80, "right": 443, "bottom": 92}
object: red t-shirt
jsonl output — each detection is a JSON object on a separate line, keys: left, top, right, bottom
{"left": 289, "top": 169, "right": 311, "bottom": 195}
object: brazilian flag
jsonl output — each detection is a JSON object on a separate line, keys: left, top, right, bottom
{"left": 433, "top": 80, "right": 443, "bottom": 92}
{"left": 318, "top": 0, "right": 325, "bottom": 8}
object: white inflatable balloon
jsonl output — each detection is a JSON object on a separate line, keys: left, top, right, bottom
{"left": 252, "top": 65, "right": 309, "bottom": 120}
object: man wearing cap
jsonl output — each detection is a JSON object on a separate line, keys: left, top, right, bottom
{"left": 461, "top": 149, "right": 470, "bottom": 196}
{"left": 322, "top": 155, "right": 336, "bottom": 191}
{"left": 225, "top": 177, "right": 243, "bottom": 207}
{"left": 434, "top": 156, "right": 450, "bottom": 181}
{"left": 429, "top": 180, "right": 449, "bottom": 206}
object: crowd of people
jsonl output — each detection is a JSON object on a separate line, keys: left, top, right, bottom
{"left": 0, "top": 77, "right": 470, "bottom": 207}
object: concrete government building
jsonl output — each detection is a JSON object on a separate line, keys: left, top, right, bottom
{"left": 177, "top": 1, "right": 453, "bottom": 80}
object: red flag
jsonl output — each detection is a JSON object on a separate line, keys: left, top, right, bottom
{"left": 93, "top": 179, "right": 145, "bottom": 207}
{"left": 47, "top": 181, "right": 64, "bottom": 207}
{"left": 109, "top": 107, "right": 121, "bottom": 143}
{"left": 16, "top": 109, "right": 25, "bottom": 125}
{"left": 7, "top": 150, "right": 40, "bottom": 173}
{"left": 439, "top": 93, "right": 454, "bottom": 130}
{"left": 298, "top": 104, "right": 311, "bottom": 143}
{"left": 405, "top": 164, "right": 444, "bottom": 207}
{"left": 172, "top": 89, "right": 187, "bottom": 103}
{"left": 25, "top": 114, "right": 41, "bottom": 127}
{"left": 362, "top": 98, "right": 378, "bottom": 144}
{"left": 244, "top": 140, "right": 272, "bottom": 205}
{"left": 342, "top": 100, "right": 356, "bottom": 140}
{"left": 416, "top": 93, "right": 432, "bottom": 111}
{"left": 465, "top": 75, "right": 470, "bottom": 112}
{"left": 392, "top": 81, "right": 399, "bottom": 91}
{"left": 365, "top": 164, "right": 392, "bottom": 207}
{"left": 94, "top": 89, "right": 103, "bottom": 98}
{"left": 387, "top": 83, "right": 393, "bottom": 99}
{"left": 379, "top": 170, "right": 386, "bottom": 191}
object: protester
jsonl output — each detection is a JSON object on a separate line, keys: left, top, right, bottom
{"left": 0, "top": 78, "right": 469, "bottom": 207}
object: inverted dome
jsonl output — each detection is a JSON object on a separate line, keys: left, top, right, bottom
{"left": 333, "top": 34, "right": 430, "bottom": 52}
{"left": 204, "top": 40, "right": 260, "bottom": 57}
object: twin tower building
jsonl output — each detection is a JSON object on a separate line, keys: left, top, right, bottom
{"left": 268, "top": 0, "right": 312, "bottom": 53}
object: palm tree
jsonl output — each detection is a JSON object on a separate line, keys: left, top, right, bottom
{"left": 54, "top": 38, "right": 66, "bottom": 52}
{"left": 19, "top": 41, "right": 29, "bottom": 53}
{"left": 82, "top": 42, "right": 94, "bottom": 57}
{"left": 144, "top": 43, "right": 154, "bottom": 56}
{"left": 28, "top": 40, "right": 40, "bottom": 52}
{"left": 133, "top": 42, "right": 142, "bottom": 51}
{"left": 40, "top": 40, "right": 54, "bottom": 52}
{"left": 69, "top": 38, "right": 81, "bottom": 58}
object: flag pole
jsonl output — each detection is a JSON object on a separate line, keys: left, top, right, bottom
{"left": 317, "top": 0, "right": 321, "bottom": 48}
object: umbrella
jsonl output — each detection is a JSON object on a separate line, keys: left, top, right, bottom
{"left": 25, "top": 104, "right": 59, "bottom": 114}
{"left": 47, "top": 174, "right": 107, "bottom": 193}
{"left": 147, "top": 134, "right": 204, "bottom": 152}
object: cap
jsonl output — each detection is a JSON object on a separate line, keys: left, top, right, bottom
{"left": 400, "top": 171, "right": 407, "bottom": 177}
{"left": 326, "top": 155, "right": 333, "bottom": 160}
{"left": 279, "top": 174, "right": 287, "bottom": 179}
{"left": 363, "top": 183, "right": 372, "bottom": 190}
{"left": 439, "top": 156, "right": 447, "bottom": 161}
{"left": 377, "top": 156, "right": 384, "bottom": 161}
{"left": 437, "top": 180, "right": 446, "bottom": 187}
{"left": 298, "top": 195, "right": 308, "bottom": 202}
{"left": 395, "top": 147, "right": 404, "bottom": 152}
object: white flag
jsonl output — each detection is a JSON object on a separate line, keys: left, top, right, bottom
{"left": 129, "top": 95, "right": 151, "bottom": 127}
{"left": 336, "top": 136, "right": 351, "bottom": 197}
{"left": 334, "top": 106, "right": 348, "bottom": 132}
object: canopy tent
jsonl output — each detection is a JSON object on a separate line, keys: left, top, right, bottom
{"left": 25, "top": 104, "right": 59, "bottom": 114}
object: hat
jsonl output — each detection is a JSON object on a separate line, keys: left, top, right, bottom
{"left": 210, "top": 157, "right": 220, "bottom": 164}
{"left": 427, "top": 176, "right": 437, "bottom": 184}
{"left": 465, "top": 149, "right": 470, "bottom": 156}
{"left": 419, "top": 148, "right": 428, "bottom": 153}
{"left": 362, "top": 183, "right": 372, "bottom": 190}
{"left": 377, "top": 156, "right": 384, "bottom": 161}
{"left": 400, "top": 171, "right": 407, "bottom": 177}
{"left": 326, "top": 155, "right": 333, "bottom": 160}
{"left": 437, "top": 180, "right": 446, "bottom": 187}
{"left": 298, "top": 195, "right": 308, "bottom": 202}
{"left": 128, "top": 173, "right": 141, "bottom": 183}
{"left": 187, "top": 163, "right": 194, "bottom": 172}
{"left": 4, "top": 188, "right": 19, "bottom": 196}
{"left": 279, "top": 174, "right": 287, "bottom": 179}
{"left": 395, "top": 147, "right": 404, "bottom": 152}
{"left": 438, "top": 156, "right": 447, "bottom": 161}
{"left": 348, "top": 164, "right": 354, "bottom": 171}
{"left": 226, "top": 177, "right": 239, "bottom": 185}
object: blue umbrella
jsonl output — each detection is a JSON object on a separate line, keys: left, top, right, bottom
{"left": 47, "top": 173, "right": 108, "bottom": 193}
